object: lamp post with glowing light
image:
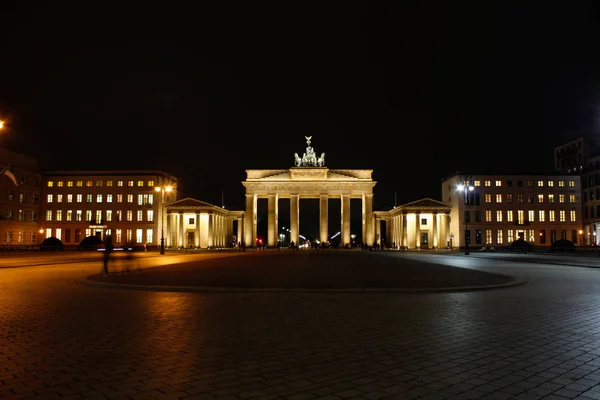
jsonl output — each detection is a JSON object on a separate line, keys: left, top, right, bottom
{"left": 579, "top": 229, "right": 583, "bottom": 247}
{"left": 457, "top": 181, "right": 475, "bottom": 255}
{"left": 155, "top": 185, "right": 172, "bottom": 254}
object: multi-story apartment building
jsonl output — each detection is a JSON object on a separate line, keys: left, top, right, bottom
{"left": 41, "top": 170, "right": 178, "bottom": 247}
{"left": 0, "top": 148, "right": 43, "bottom": 246}
{"left": 441, "top": 174, "right": 582, "bottom": 248}
{"left": 555, "top": 136, "right": 600, "bottom": 243}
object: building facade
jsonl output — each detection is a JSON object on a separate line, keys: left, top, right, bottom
{"left": 555, "top": 137, "right": 600, "bottom": 243}
{"left": 441, "top": 174, "right": 582, "bottom": 248}
{"left": 41, "top": 170, "right": 178, "bottom": 247}
{"left": 0, "top": 148, "right": 43, "bottom": 247}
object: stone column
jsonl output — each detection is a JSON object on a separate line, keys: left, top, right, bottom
{"left": 208, "top": 214, "right": 214, "bottom": 248}
{"left": 216, "top": 215, "right": 221, "bottom": 247}
{"left": 195, "top": 212, "right": 200, "bottom": 248}
{"left": 416, "top": 213, "right": 421, "bottom": 248}
{"left": 362, "top": 194, "right": 374, "bottom": 246}
{"left": 177, "top": 212, "right": 183, "bottom": 248}
{"left": 320, "top": 195, "right": 328, "bottom": 244}
{"left": 341, "top": 195, "right": 351, "bottom": 247}
{"left": 376, "top": 218, "right": 381, "bottom": 246}
{"left": 402, "top": 213, "right": 408, "bottom": 248}
{"left": 244, "top": 194, "right": 257, "bottom": 247}
{"left": 432, "top": 212, "right": 438, "bottom": 248}
{"left": 385, "top": 217, "right": 392, "bottom": 247}
{"left": 267, "top": 194, "right": 279, "bottom": 247}
{"left": 290, "top": 194, "right": 299, "bottom": 246}
{"left": 237, "top": 217, "right": 243, "bottom": 246}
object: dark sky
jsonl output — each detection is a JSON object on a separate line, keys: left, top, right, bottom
{"left": 1, "top": 3, "right": 600, "bottom": 213}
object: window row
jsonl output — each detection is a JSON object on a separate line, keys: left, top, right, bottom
{"left": 45, "top": 209, "right": 154, "bottom": 223}
{"left": 465, "top": 209, "right": 577, "bottom": 223}
{"left": 1, "top": 210, "right": 37, "bottom": 222}
{"left": 465, "top": 228, "right": 580, "bottom": 245}
{"left": 483, "top": 193, "right": 577, "bottom": 204}
{"left": 45, "top": 228, "right": 153, "bottom": 245}
{"left": 47, "top": 180, "right": 155, "bottom": 188}
{"left": 471, "top": 180, "right": 576, "bottom": 188}
{"left": 5, "top": 191, "right": 39, "bottom": 204}
{"left": 3, "top": 231, "right": 38, "bottom": 243}
{"left": 46, "top": 193, "right": 154, "bottom": 205}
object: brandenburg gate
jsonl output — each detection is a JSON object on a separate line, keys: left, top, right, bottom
{"left": 242, "top": 137, "right": 377, "bottom": 247}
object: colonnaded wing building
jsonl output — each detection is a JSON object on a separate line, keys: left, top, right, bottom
{"left": 0, "top": 136, "right": 589, "bottom": 249}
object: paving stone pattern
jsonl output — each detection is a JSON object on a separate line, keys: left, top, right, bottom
{"left": 2, "top": 251, "right": 600, "bottom": 399}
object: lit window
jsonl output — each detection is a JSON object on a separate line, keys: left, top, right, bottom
{"left": 528, "top": 210, "right": 534, "bottom": 222}
{"left": 570, "top": 210, "right": 576, "bottom": 222}
{"left": 76, "top": 181, "right": 83, "bottom": 187}
{"left": 496, "top": 194, "right": 502, "bottom": 203}
{"left": 495, "top": 180, "right": 502, "bottom": 187}
{"left": 95, "top": 210, "right": 101, "bottom": 223}
{"left": 96, "top": 180, "right": 103, "bottom": 187}
{"left": 19, "top": 193, "right": 24, "bottom": 203}
{"left": 485, "top": 180, "right": 491, "bottom": 187}
{"left": 497, "top": 230, "right": 503, "bottom": 244}
{"left": 517, "top": 193, "right": 523, "bottom": 203}
{"left": 549, "top": 210, "right": 555, "bottom": 222}
{"left": 538, "top": 194, "right": 544, "bottom": 203}
{"left": 517, "top": 210, "right": 524, "bottom": 224}
{"left": 86, "top": 181, "right": 92, "bottom": 187}
{"left": 147, "top": 210, "right": 154, "bottom": 222}
{"left": 548, "top": 181, "right": 554, "bottom": 187}
{"left": 47, "top": 181, "right": 54, "bottom": 187}
{"left": 96, "top": 194, "right": 103, "bottom": 203}
{"left": 149, "top": 194, "right": 154, "bottom": 205}
{"left": 128, "top": 181, "right": 134, "bottom": 187}
{"left": 66, "top": 210, "right": 72, "bottom": 221}
{"left": 137, "top": 180, "right": 144, "bottom": 187}
{"left": 107, "top": 194, "right": 113, "bottom": 203}
{"left": 538, "top": 210, "right": 545, "bottom": 222}
{"left": 508, "top": 230, "right": 514, "bottom": 242}
{"left": 116, "top": 229, "right": 122, "bottom": 243}
{"left": 116, "top": 210, "right": 122, "bottom": 222}
{"left": 56, "top": 210, "right": 63, "bottom": 221}
{"left": 55, "top": 229, "right": 61, "bottom": 241}
{"left": 136, "top": 229, "right": 143, "bottom": 243}
{"left": 486, "top": 229, "right": 492, "bottom": 244}
{"left": 137, "top": 210, "right": 143, "bottom": 221}
{"left": 57, "top": 181, "right": 64, "bottom": 187}
{"left": 47, "top": 194, "right": 53, "bottom": 203}
{"left": 45, "top": 229, "right": 51, "bottom": 239}
{"left": 548, "top": 194, "right": 555, "bottom": 203}
{"left": 117, "top": 194, "right": 123, "bottom": 203}
{"left": 496, "top": 210, "right": 503, "bottom": 222}
{"left": 86, "top": 194, "right": 92, "bottom": 203}
{"left": 507, "top": 210, "right": 513, "bottom": 222}
{"left": 485, "top": 194, "right": 491, "bottom": 203}
{"left": 77, "top": 194, "right": 82, "bottom": 203}
{"left": 76, "top": 210, "right": 82, "bottom": 222}
{"left": 67, "top": 181, "right": 73, "bottom": 187}
{"left": 559, "top": 194, "right": 565, "bottom": 203}
{"left": 485, "top": 210, "right": 492, "bottom": 222}
{"left": 85, "top": 210, "right": 92, "bottom": 221}
{"left": 527, "top": 181, "right": 533, "bottom": 187}
{"left": 537, "top": 181, "right": 544, "bottom": 187}
{"left": 148, "top": 181, "right": 154, "bottom": 187}
{"left": 474, "top": 180, "right": 481, "bottom": 186}
{"left": 127, "top": 194, "right": 133, "bottom": 203}
{"left": 569, "top": 181, "right": 575, "bottom": 187}
{"left": 559, "top": 210, "right": 566, "bottom": 222}
{"left": 558, "top": 181, "right": 565, "bottom": 187}
{"left": 507, "top": 194, "right": 513, "bottom": 203}
{"left": 127, "top": 210, "right": 132, "bottom": 221}
{"left": 118, "top": 181, "right": 124, "bottom": 187}
{"left": 57, "top": 194, "right": 63, "bottom": 203}
{"left": 106, "top": 210, "right": 112, "bottom": 222}
{"left": 569, "top": 194, "right": 576, "bottom": 203}
{"left": 146, "top": 229, "right": 153, "bottom": 243}
{"left": 106, "top": 181, "right": 113, "bottom": 187}
{"left": 46, "top": 210, "right": 52, "bottom": 221}
{"left": 67, "top": 194, "right": 73, "bottom": 203}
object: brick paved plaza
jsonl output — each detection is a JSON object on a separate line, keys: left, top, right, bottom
{"left": 3, "top": 250, "right": 600, "bottom": 399}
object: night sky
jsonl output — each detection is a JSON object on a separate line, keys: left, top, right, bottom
{"left": 1, "top": 3, "right": 600, "bottom": 217}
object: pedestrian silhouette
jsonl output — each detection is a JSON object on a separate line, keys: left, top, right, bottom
{"left": 103, "top": 236, "right": 113, "bottom": 275}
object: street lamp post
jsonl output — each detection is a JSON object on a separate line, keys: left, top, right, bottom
{"left": 155, "top": 185, "right": 172, "bottom": 254}
{"left": 457, "top": 181, "right": 474, "bottom": 255}
{"left": 579, "top": 229, "right": 583, "bottom": 248}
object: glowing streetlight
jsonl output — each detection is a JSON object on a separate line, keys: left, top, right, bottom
{"left": 579, "top": 229, "right": 583, "bottom": 247}
{"left": 0, "top": 121, "right": 4, "bottom": 130}
{"left": 458, "top": 181, "right": 475, "bottom": 255}
{"left": 155, "top": 185, "right": 172, "bottom": 254}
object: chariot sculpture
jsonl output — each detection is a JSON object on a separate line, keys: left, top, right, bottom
{"left": 294, "top": 136, "right": 326, "bottom": 167}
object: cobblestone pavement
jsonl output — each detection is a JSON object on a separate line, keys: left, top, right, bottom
{"left": 3, "top": 252, "right": 600, "bottom": 399}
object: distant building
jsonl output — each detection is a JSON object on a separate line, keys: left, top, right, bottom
{"left": 0, "top": 148, "right": 42, "bottom": 246}
{"left": 441, "top": 174, "right": 582, "bottom": 248}
{"left": 41, "top": 170, "right": 178, "bottom": 247}
{"left": 555, "top": 137, "right": 600, "bottom": 242}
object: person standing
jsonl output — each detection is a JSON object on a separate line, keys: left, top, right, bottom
{"left": 103, "top": 236, "right": 113, "bottom": 275}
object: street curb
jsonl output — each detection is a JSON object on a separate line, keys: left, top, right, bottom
{"left": 75, "top": 277, "right": 527, "bottom": 294}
